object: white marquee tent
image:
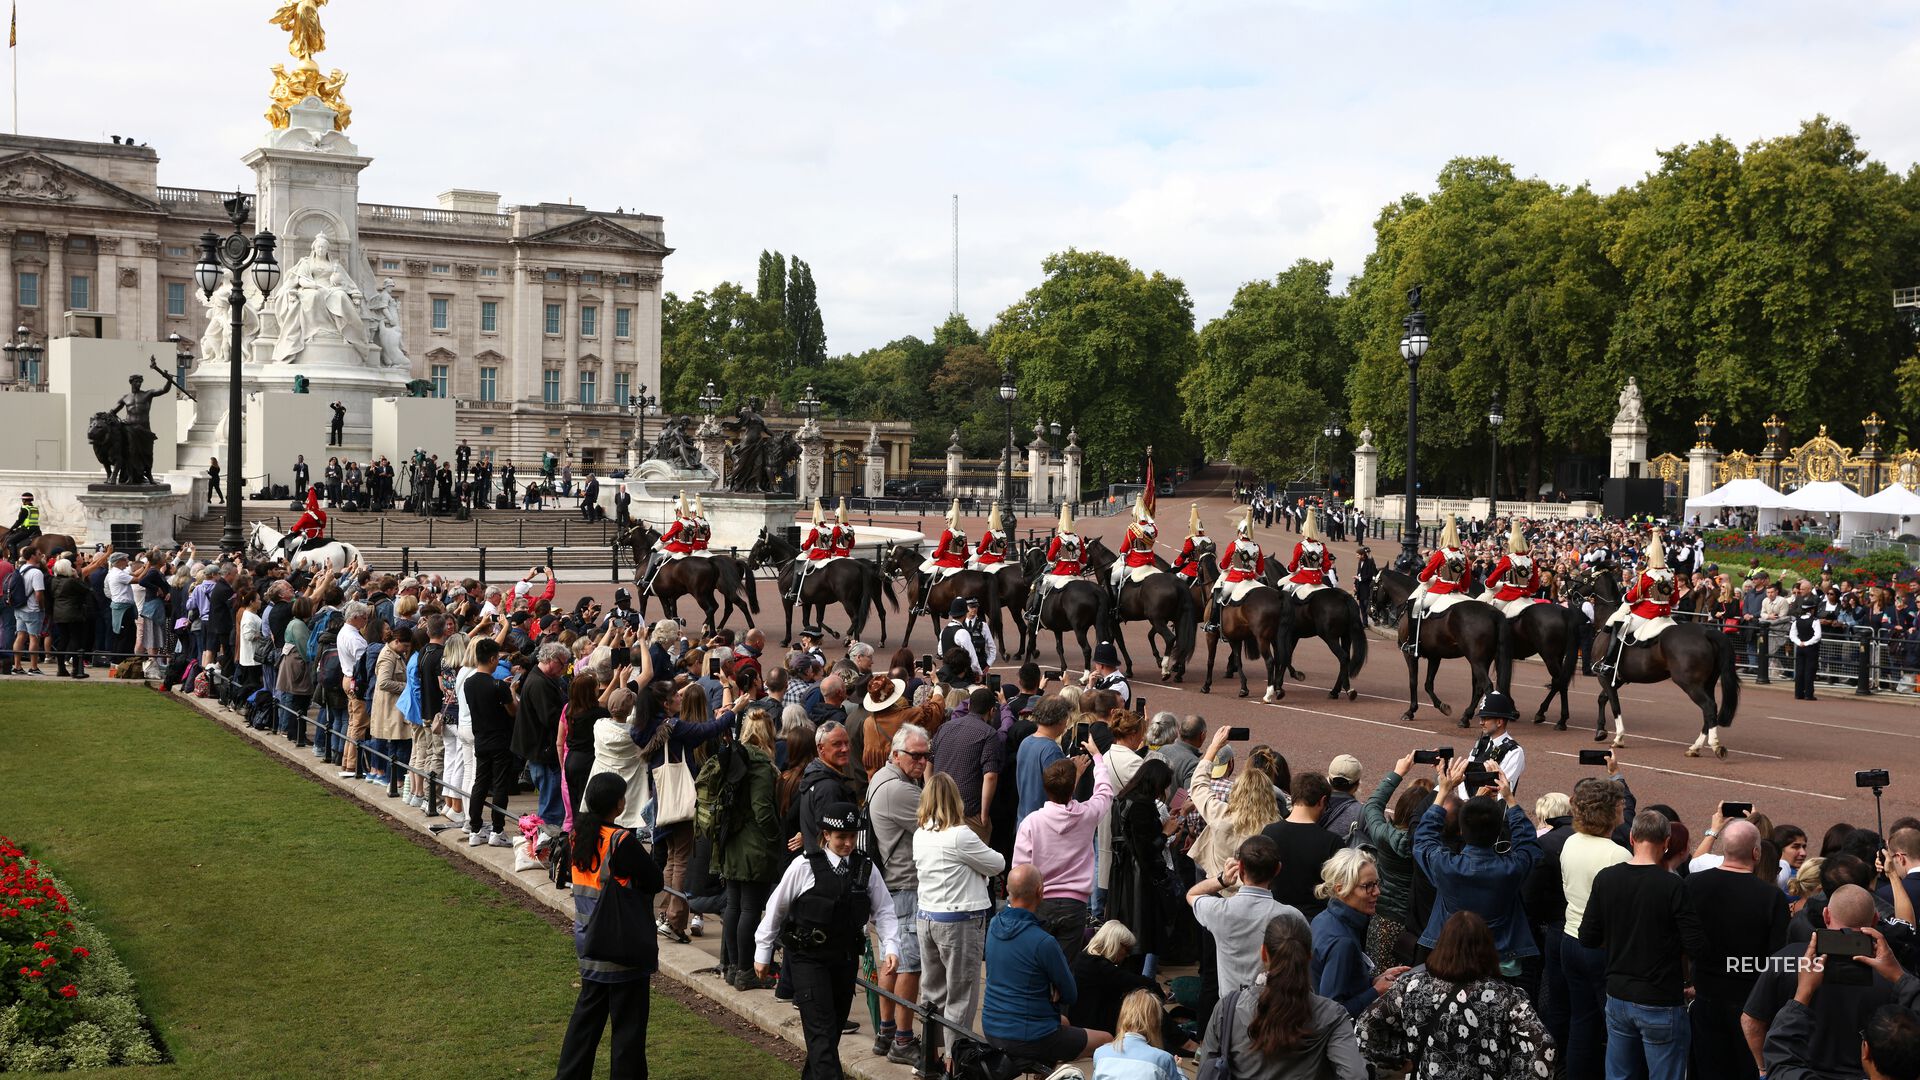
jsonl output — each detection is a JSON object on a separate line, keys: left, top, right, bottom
{"left": 1686, "top": 477, "right": 1790, "bottom": 530}
{"left": 1851, "top": 482, "right": 1920, "bottom": 541}
{"left": 1783, "top": 480, "right": 1873, "bottom": 541}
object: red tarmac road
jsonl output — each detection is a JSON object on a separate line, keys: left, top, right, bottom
{"left": 543, "top": 482, "right": 1917, "bottom": 837}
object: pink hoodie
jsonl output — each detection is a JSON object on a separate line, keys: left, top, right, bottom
{"left": 1012, "top": 750, "right": 1113, "bottom": 902}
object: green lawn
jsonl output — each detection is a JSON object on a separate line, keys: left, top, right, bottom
{"left": 0, "top": 683, "right": 784, "bottom": 1079}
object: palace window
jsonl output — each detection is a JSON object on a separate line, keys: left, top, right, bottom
{"left": 381, "top": 259, "right": 400, "bottom": 271}
{"left": 579, "top": 305, "right": 597, "bottom": 337}
{"left": 165, "top": 244, "right": 189, "bottom": 258}
{"left": 479, "top": 425, "right": 495, "bottom": 437}
{"left": 617, "top": 274, "right": 633, "bottom": 286}
{"left": 581, "top": 272, "right": 598, "bottom": 285}
{"left": 480, "top": 267, "right": 498, "bottom": 278}
{"left": 166, "top": 282, "right": 186, "bottom": 316}
{"left": 432, "top": 297, "right": 450, "bottom": 331}
{"left": 579, "top": 369, "right": 597, "bottom": 405}
{"left": 17, "top": 272, "right": 37, "bottom": 307}
{"left": 612, "top": 371, "right": 630, "bottom": 406}
{"left": 67, "top": 236, "right": 89, "bottom": 253}
{"left": 480, "top": 301, "right": 498, "bottom": 333}
{"left": 479, "top": 366, "right": 497, "bottom": 402}
{"left": 616, "top": 307, "right": 631, "bottom": 338}
{"left": 542, "top": 369, "right": 560, "bottom": 403}
{"left": 544, "top": 303, "right": 561, "bottom": 335}
{"left": 431, "top": 263, "right": 450, "bottom": 274}
{"left": 430, "top": 364, "right": 449, "bottom": 398}
{"left": 545, "top": 270, "right": 562, "bottom": 282}
{"left": 69, "top": 275, "right": 89, "bottom": 310}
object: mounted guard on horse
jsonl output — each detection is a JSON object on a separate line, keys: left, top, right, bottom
{"left": 641, "top": 491, "right": 698, "bottom": 596}
{"left": 1477, "top": 521, "right": 1543, "bottom": 616}
{"left": 1108, "top": 496, "right": 1158, "bottom": 598}
{"left": 1404, "top": 514, "right": 1471, "bottom": 655}
{"left": 1593, "top": 528, "right": 1677, "bottom": 680}
{"left": 1203, "top": 507, "right": 1264, "bottom": 633}
{"left": 1277, "top": 507, "right": 1335, "bottom": 599}
{"left": 280, "top": 487, "right": 329, "bottom": 562}
{"left": 913, "top": 499, "right": 970, "bottom": 612}
{"left": 790, "top": 498, "right": 844, "bottom": 602}
{"left": 969, "top": 503, "right": 1009, "bottom": 571}
{"left": 1025, "top": 503, "right": 1086, "bottom": 625}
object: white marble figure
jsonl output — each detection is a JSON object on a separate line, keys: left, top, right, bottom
{"left": 270, "top": 232, "right": 372, "bottom": 364}
{"left": 198, "top": 278, "right": 262, "bottom": 367}
{"left": 1615, "top": 376, "right": 1644, "bottom": 427}
{"left": 364, "top": 278, "right": 409, "bottom": 368}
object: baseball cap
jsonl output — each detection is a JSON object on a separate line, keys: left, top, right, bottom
{"left": 1328, "top": 754, "right": 1363, "bottom": 784}
{"left": 1209, "top": 744, "right": 1236, "bottom": 778}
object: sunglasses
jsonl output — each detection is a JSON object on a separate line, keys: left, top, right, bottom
{"left": 899, "top": 750, "right": 931, "bottom": 762}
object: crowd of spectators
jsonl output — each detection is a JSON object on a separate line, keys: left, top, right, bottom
{"left": 29, "top": 528, "right": 1920, "bottom": 1080}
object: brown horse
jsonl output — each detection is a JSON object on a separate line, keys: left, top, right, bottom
{"left": 1017, "top": 544, "right": 1110, "bottom": 673}
{"left": 9, "top": 533, "right": 78, "bottom": 561}
{"left": 1193, "top": 553, "right": 1287, "bottom": 699}
{"left": 1083, "top": 538, "right": 1197, "bottom": 682}
{"left": 619, "top": 523, "right": 757, "bottom": 632}
{"left": 1579, "top": 565, "right": 1740, "bottom": 753}
{"left": 749, "top": 529, "right": 895, "bottom": 646}
{"left": 888, "top": 543, "right": 1003, "bottom": 652}
{"left": 1375, "top": 569, "right": 1511, "bottom": 726}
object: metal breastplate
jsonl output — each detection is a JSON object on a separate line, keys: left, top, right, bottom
{"left": 1233, "top": 545, "right": 1257, "bottom": 571}
{"left": 1299, "top": 543, "right": 1323, "bottom": 568}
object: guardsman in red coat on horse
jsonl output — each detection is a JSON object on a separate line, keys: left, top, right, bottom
{"left": 1204, "top": 507, "right": 1265, "bottom": 631}
{"left": 1404, "top": 514, "right": 1468, "bottom": 654}
{"left": 1173, "top": 503, "right": 1212, "bottom": 581}
{"left": 1477, "top": 521, "right": 1541, "bottom": 617}
{"left": 1109, "top": 495, "right": 1158, "bottom": 599}
{"left": 280, "top": 486, "right": 328, "bottom": 561}
{"left": 788, "top": 498, "right": 837, "bottom": 601}
{"left": 1276, "top": 508, "right": 1334, "bottom": 599}
{"left": 970, "top": 503, "right": 1008, "bottom": 569}
{"left": 1026, "top": 503, "right": 1085, "bottom": 624}
{"left": 1593, "top": 528, "right": 1676, "bottom": 680}
{"left": 830, "top": 497, "right": 856, "bottom": 559}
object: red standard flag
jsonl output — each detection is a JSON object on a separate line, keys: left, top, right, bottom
{"left": 1142, "top": 456, "right": 1156, "bottom": 518}
{"left": 9, "top": 3, "right": 15, "bottom": 49}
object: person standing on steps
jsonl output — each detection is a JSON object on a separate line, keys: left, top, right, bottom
{"left": 328, "top": 400, "right": 346, "bottom": 447}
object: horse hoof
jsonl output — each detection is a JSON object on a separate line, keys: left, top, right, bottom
{"left": 1555, "top": 720, "right": 1567, "bottom": 732}
{"left": 1436, "top": 703, "right": 1452, "bottom": 717}
{"left": 1237, "top": 688, "right": 1249, "bottom": 698}
{"left": 1348, "top": 689, "right": 1358, "bottom": 702}
{"left": 1200, "top": 685, "right": 1211, "bottom": 695}
{"left": 1714, "top": 744, "right": 1727, "bottom": 759}
{"left": 1265, "top": 687, "right": 1282, "bottom": 703}
{"left": 1401, "top": 710, "right": 1417, "bottom": 722}
{"left": 1457, "top": 717, "right": 1469, "bottom": 729}
{"left": 1612, "top": 736, "right": 1626, "bottom": 748}
{"left": 1684, "top": 747, "right": 1700, "bottom": 758}
{"left": 1532, "top": 714, "right": 1547, "bottom": 725}
{"left": 1327, "top": 688, "right": 1339, "bottom": 699}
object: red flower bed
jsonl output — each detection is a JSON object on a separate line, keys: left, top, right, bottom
{"left": 0, "top": 836, "right": 83, "bottom": 1039}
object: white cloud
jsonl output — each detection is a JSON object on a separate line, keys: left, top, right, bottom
{"left": 25, "top": 0, "right": 1920, "bottom": 350}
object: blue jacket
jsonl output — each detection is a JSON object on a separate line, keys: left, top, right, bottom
{"left": 1413, "top": 801, "right": 1541, "bottom": 958}
{"left": 1311, "top": 897, "right": 1377, "bottom": 1016}
{"left": 983, "top": 905, "right": 1076, "bottom": 1043}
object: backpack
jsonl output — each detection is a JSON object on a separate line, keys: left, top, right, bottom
{"left": 1, "top": 567, "right": 22, "bottom": 609}
{"left": 304, "top": 608, "right": 339, "bottom": 663}
{"left": 695, "top": 740, "right": 749, "bottom": 844}
{"left": 192, "top": 670, "right": 212, "bottom": 698}
{"left": 355, "top": 642, "right": 382, "bottom": 703}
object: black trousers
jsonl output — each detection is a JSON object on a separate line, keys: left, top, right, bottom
{"left": 723, "top": 880, "right": 773, "bottom": 971}
{"left": 791, "top": 949, "right": 858, "bottom": 1080}
{"left": 1795, "top": 644, "right": 1819, "bottom": 699}
{"left": 1690, "top": 993, "right": 1756, "bottom": 1080}
{"left": 469, "top": 748, "right": 516, "bottom": 833}
{"left": 553, "top": 975, "right": 650, "bottom": 1079}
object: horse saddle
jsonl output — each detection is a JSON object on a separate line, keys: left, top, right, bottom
{"left": 1123, "top": 564, "right": 1159, "bottom": 585}
{"left": 1418, "top": 592, "right": 1471, "bottom": 616}
{"left": 1607, "top": 609, "right": 1675, "bottom": 644}
{"left": 1281, "top": 579, "right": 1327, "bottom": 600}
{"left": 1219, "top": 579, "right": 1269, "bottom": 604}
{"left": 1478, "top": 592, "right": 1545, "bottom": 619}
{"left": 1041, "top": 573, "right": 1080, "bottom": 590}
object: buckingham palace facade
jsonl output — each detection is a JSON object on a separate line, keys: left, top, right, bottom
{"left": 0, "top": 132, "right": 668, "bottom": 471}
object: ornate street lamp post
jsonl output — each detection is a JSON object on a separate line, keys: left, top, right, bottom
{"left": 1, "top": 324, "right": 44, "bottom": 387}
{"left": 624, "top": 383, "right": 656, "bottom": 458}
{"left": 998, "top": 362, "right": 1017, "bottom": 500}
{"left": 193, "top": 191, "right": 280, "bottom": 553}
{"left": 697, "top": 379, "right": 722, "bottom": 417}
{"left": 798, "top": 383, "right": 822, "bottom": 423}
{"left": 1395, "top": 286, "right": 1429, "bottom": 573}
{"left": 1320, "top": 414, "right": 1344, "bottom": 488}
{"left": 1487, "top": 393, "right": 1504, "bottom": 523}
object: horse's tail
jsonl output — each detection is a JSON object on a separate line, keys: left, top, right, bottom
{"left": 1174, "top": 582, "right": 1197, "bottom": 668}
{"left": 737, "top": 557, "right": 760, "bottom": 614}
{"left": 985, "top": 570, "right": 1004, "bottom": 651}
{"left": 1715, "top": 629, "right": 1740, "bottom": 728}
{"left": 1345, "top": 591, "right": 1369, "bottom": 680}
{"left": 1559, "top": 606, "right": 1581, "bottom": 685}
{"left": 1493, "top": 602, "right": 1514, "bottom": 694}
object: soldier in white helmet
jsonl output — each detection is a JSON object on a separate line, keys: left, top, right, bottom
{"left": 971, "top": 503, "right": 1008, "bottom": 569}
{"left": 1594, "top": 528, "right": 1677, "bottom": 679}
{"left": 642, "top": 491, "right": 694, "bottom": 593}
{"left": 1027, "top": 503, "right": 1084, "bottom": 624}
{"left": 789, "top": 499, "right": 833, "bottom": 601}
{"left": 1205, "top": 506, "right": 1265, "bottom": 631}
{"left": 916, "top": 499, "right": 970, "bottom": 612}
{"left": 1477, "top": 520, "right": 1540, "bottom": 617}
{"left": 830, "top": 497, "right": 855, "bottom": 558}
{"left": 1405, "top": 515, "right": 1468, "bottom": 654}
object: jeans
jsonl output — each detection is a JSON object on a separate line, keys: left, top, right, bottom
{"left": 1604, "top": 996, "right": 1689, "bottom": 1080}
{"left": 526, "top": 761, "right": 565, "bottom": 825}
{"left": 1036, "top": 897, "right": 1089, "bottom": 961}
{"left": 1561, "top": 937, "right": 1610, "bottom": 1080}
{"left": 315, "top": 702, "right": 344, "bottom": 760}
{"left": 1538, "top": 923, "right": 1571, "bottom": 1062}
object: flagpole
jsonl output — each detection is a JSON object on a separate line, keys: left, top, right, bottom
{"left": 10, "top": 1, "right": 16, "bottom": 136}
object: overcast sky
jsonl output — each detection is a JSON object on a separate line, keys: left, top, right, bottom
{"left": 27, "top": 1, "right": 1920, "bottom": 351}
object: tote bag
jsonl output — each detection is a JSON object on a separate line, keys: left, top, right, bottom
{"left": 1195, "top": 988, "right": 1242, "bottom": 1080}
{"left": 580, "top": 828, "right": 653, "bottom": 967}
{"left": 651, "top": 737, "right": 697, "bottom": 826}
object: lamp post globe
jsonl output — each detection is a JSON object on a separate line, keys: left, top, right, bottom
{"left": 997, "top": 362, "right": 1017, "bottom": 499}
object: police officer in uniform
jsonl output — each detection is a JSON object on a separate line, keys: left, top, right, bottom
{"left": 755, "top": 802, "right": 900, "bottom": 1080}
{"left": 5, "top": 492, "right": 41, "bottom": 560}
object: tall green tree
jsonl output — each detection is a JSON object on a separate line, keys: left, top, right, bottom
{"left": 659, "top": 282, "right": 782, "bottom": 415}
{"left": 988, "top": 249, "right": 1197, "bottom": 484}
{"left": 785, "top": 258, "right": 827, "bottom": 369}
{"left": 1184, "top": 259, "right": 1351, "bottom": 466}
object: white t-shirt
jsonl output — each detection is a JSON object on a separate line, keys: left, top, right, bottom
{"left": 106, "top": 565, "right": 134, "bottom": 605}
{"left": 1561, "top": 832, "right": 1630, "bottom": 937}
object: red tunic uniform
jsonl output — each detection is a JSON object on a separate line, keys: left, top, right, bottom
{"left": 689, "top": 521, "right": 710, "bottom": 552}
{"left": 802, "top": 524, "right": 832, "bottom": 561}
{"left": 1045, "top": 534, "right": 1083, "bottom": 576}
{"left": 1223, "top": 538, "right": 1264, "bottom": 583}
{"left": 830, "top": 524, "right": 855, "bottom": 558}
{"left": 1625, "top": 571, "right": 1672, "bottom": 620}
{"left": 933, "top": 528, "right": 969, "bottom": 569}
{"left": 290, "top": 508, "right": 326, "bottom": 540}
{"left": 974, "top": 530, "right": 1006, "bottom": 566}
{"left": 1286, "top": 540, "right": 1333, "bottom": 586}
{"left": 1175, "top": 537, "right": 1209, "bottom": 578}
{"left": 660, "top": 518, "right": 693, "bottom": 555}
{"left": 1488, "top": 554, "right": 1539, "bottom": 603}
{"left": 1121, "top": 523, "right": 1158, "bottom": 568}
{"left": 1419, "top": 548, "right": 1467, "bottom": 594}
